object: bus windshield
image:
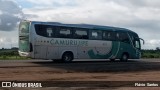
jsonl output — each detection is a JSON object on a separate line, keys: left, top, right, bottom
{"left": 130, "top": 33, "right": 141, "bottom": 50}
{"left": 19, "top": 21, "right": 30, "bottom": 52}
{"left": 135, "top": 39, "right": 140, "bottom": 49}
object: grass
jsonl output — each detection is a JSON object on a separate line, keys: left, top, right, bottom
{"left": 0, "top": 56, "right": 30, "bottom": 60}
{"left": 142, "top": 51, "right": 160, "bottom": 58}
{"left": 0, "top": 49, "right": 160, "bottom": 60}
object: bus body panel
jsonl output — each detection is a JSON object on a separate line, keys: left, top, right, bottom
{"left": 78, "top": 40, "right": 112, "bottom": 59}
{"left": 34, "top": 45, "right": 47, "bottom": 59}
{"left": 47, "top": 46, "right": 59, "bottom": 59}
{"left": 59, "top": 46, "right": 77, "bottom": 59}
{"left": 32, "top": 36, "right": 114, "bottom": 59}
{"left": 116, "top": 42, "right": 136, "bottom": 59}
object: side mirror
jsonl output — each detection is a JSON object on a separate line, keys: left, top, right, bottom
{"left": 139, "top": 38, "right": 145, "bottom": 45}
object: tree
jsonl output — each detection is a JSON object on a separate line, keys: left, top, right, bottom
{"left": 156, "top": 47, "right": 160, "bottom": 51}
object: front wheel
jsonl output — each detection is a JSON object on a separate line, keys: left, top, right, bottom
{"left": 62, "top": 52, "right": 73, "bottom": 63}
{"left": 120, "top": 54, "right": 128, "bottom": 62}
{"left": 110, "top": 59, "right": 115, "bottom": 62}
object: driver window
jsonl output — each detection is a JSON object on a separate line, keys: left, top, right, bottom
{"left": 135, "top": 41, "right": 140, "bottom": 49}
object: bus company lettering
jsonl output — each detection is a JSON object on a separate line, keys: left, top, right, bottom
{"left": 50, "top": 39, "right": 88, "bottom": 46}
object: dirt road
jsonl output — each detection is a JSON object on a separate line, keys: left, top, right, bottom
{"left": 0, "top": 59, "right": 160, "bottom": 90}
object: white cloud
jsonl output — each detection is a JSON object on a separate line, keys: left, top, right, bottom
{"left": 0, "top": 0, "right": 159, "bottom": 49}
{"left": 23, "top": 1, "right": 131, "bottom": 25}
{"left": 0, "top": 38, "right": 3, "bottom": 43}
{"left": 0, "top": 10, "right": 2, "bottom": 15}
{"left": 0, "top": 0, "right": 24, "bottom": 31}
{"left": 143, "top": 40, "right": 160, "bottom": 49}
{"left": 149, "top": 40, "right": 160, "bottom": 45}
{"left": 21, "top": 0, "right": 160, "bottom": 49}
{"left": 25, "top": 0, "right": 77, "bottom": 7}
{"left": 0, "top": 30, "right": 18, "bottom": 48}
{"left": 134, "top": 7, "right": 160, "bottom": 20}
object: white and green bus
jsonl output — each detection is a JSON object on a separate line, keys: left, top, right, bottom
{"left": 19, "top": 20, "right": 144, "bottom": 62}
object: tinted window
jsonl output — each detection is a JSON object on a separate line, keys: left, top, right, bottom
{"left": 35, "top": 24, "right": 55, "bottom": 37}
{"left": 103, "top": 31, "right": 116, "bottom": 41}
{"left": 74, "top": 28, "right": 88, "bottom": 39}
{"left": 116, "top": 32, "right": 130, "bottom": 44}
{"left": 135, "top": 40, "right": 140, "bottom": 49}
{"left": 129, "top": 32, "right": 140, "bottom": 48}
{"left": 57, "top": 27, "right": 72, "bottom": 38}
{"left": 90, "top": 30, "right": 102, "bottom": 40}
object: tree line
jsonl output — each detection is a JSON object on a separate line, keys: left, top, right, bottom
{"left": 142, "top": 48, "right": 160, "bottom": 58}
{"left": 0, "top": 48, "right": 160, "bottom": 59}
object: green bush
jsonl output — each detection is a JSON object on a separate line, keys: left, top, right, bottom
{"left": 141, "top": 50, "right": 160, "bottom": 58}
{"left": 3, "top": 55, "right": 7, "bottom": 59}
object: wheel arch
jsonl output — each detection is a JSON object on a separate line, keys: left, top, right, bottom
{"left": 121, "top": 52, "right": 130, "bottom": 58}
{"left": 61, "top": 51, "right": 74, "bottom": 59}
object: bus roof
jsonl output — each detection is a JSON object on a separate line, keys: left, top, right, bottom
{"left": 25, "top": 20, "right": 136, "bottom": 33}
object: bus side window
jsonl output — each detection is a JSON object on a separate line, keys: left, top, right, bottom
{"left": 47, "top": 28, "right": 53, "bottom": 37}
{"left": 35, "top": 25, "right": 48, "bottom": 37}
{"left": 59, "top": 27, "right": 72, "bottom": 38}
{"left": 90, "top": 30, "right": 102, "bottom": 40}
{"left": 103, "top": 31, "right": 109, "bottom": 40}
{"left": 118, "top": 32, "right": 130, "bottom": 44}
{"left": 103, "top": 31, "right": 116, "bottom": 41}
{"left": 74, "top": 29, "right": 88, "bottom": 39}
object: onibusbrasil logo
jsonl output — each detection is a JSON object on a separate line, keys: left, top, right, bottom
{"left": 2, "top": 82, "right": 42, "bottom": 88}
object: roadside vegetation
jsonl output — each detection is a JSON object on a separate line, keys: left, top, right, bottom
{"left": 0, "top": 48, "right": 29, "bottom": 60}
{"left": 0, "top": 47, "right": 160, "bottom": 60}
{"left": 142, "top": 49, "right": 160, "bottom": 58}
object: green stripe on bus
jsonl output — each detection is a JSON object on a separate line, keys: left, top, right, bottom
{"left": 87, "top": 41, "right": 119, "bottom": 59}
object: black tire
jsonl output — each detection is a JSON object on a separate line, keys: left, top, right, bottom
{"left": 52, "top": 59, "right": 63, "bottom": 63}
{"left": 62, "top": 52, "right": 73, "bottom": 63}
{"left": 120, "top": 54, "right": 128, "bottom": 62}
{"left": 110, "top": 59, "right": 115, "bottom": 62}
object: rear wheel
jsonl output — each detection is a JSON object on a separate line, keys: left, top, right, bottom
{"left": 62, "top": 52, "right": 73, "bottom": 63}
{"left": 120, "top": 54, "right": 128, "bottom": 62}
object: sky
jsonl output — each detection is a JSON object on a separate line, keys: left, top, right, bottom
{"left": 0, "top": 0, "right": 160, "bottom": 49}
